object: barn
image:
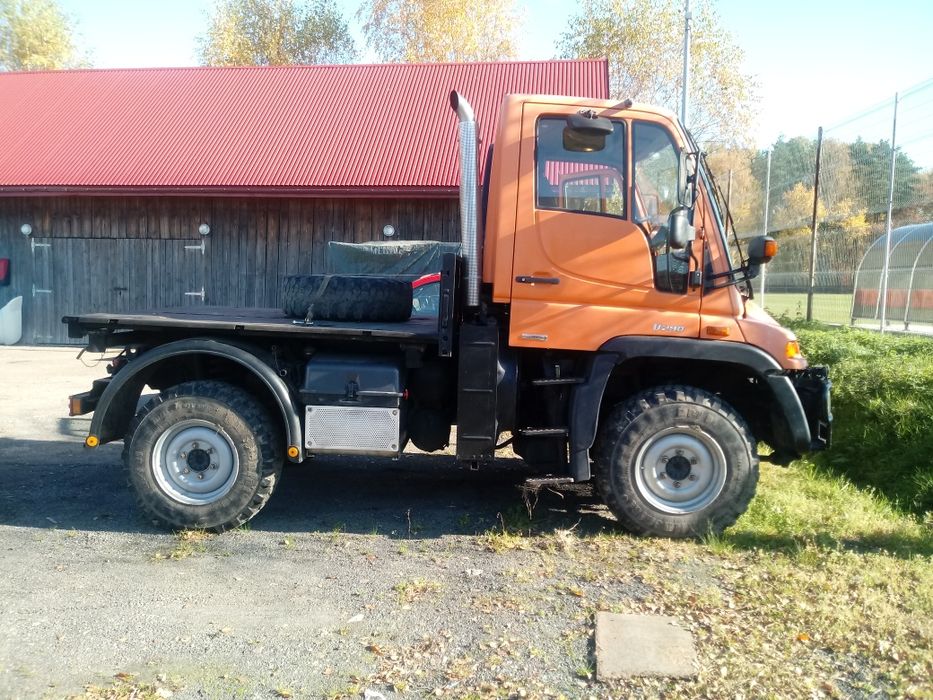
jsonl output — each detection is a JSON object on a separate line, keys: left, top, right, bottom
{"left": 0, "top": 59, "right": 609, "bottom": 344}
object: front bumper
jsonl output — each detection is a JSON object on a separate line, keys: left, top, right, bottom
{"left": 790, "top": 366, "right": 832, "bottom": 451}
{"left": 765, "top": 366, "right": 832, "bottom": 463}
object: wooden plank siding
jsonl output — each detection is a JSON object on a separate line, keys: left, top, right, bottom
{"left": 0, "top": 196, "right": 459, "bottom": 345}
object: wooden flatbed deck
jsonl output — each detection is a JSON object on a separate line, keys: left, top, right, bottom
{"left": 64, "top": 306, "right": 441, "bottom": 343}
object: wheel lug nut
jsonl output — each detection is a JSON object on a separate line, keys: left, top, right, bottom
{"left": 192, "top": 442, "right": 199, "bottom": 449}
{"left": 673, "top": 481, "right": 681, "bottom": 488}
{"left": 206, "top": 448, "right": 213, "bottom": 454}
{"left": 197, "top": 473, "right": 204, "bottom": 480}
{"left": 210, "top": 463, "right": 218, "bottom": 470}
{"left": 661, "top": 456, "right": 669, "bottom": 463}
{"left": 180, "top": 452, "right": 187, "bottom": 459}
{"left": 183, "top": 468, "right": 190, "bottom": 474}
{"left": 690, "top": 457, "right": 698, "bottom": 465}
{"left": 658, "top": 472, "right": 666, "bottom": 480}
{"left": 688, "top": 474, "right": 698, "bottom": 481}
{"left": 675, "top": 449, "right": 683, "bottom": 456}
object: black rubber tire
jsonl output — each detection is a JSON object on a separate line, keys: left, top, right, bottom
{"left": 594, "top": 385, "right": 758, "bottom": 538}
{"left": 282, "top": 275, "right": 413, "bottom": 322}
{"left": 123, "top": 380, "right": 283, "bottom": 532}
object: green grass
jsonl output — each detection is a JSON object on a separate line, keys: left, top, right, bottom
{"left": 761, "top": 291, "right": 853, "bottom": 325}
{"left": 787, "top": 320, "right": 933, "bottom": 515}
{"left": 729, "top": 458, "right": 931, "bottom": 556}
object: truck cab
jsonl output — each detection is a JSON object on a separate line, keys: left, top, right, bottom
{"left": 485, "top": 94, "right": 788, "bottom": 358}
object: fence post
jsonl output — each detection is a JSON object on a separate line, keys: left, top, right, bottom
{"left": 879, "top": 92, "right": 899, "bottom": 334}
{"left": 760, "top": 149, "right": 772, "bottom": 306}
{"left": 806, "top": 127, "right": 823, "bottom": 322}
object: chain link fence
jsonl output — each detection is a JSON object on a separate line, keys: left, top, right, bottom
{"left": 716, "top": 77, "right": 933, "bottom": 332}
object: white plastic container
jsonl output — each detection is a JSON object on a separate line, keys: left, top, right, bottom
{"left": 0, "top": 296, "right": 23, "bottom": 345}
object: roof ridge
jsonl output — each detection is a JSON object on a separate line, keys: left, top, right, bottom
{"left": 0, "top": 58, "right": 609, "bottom": 78}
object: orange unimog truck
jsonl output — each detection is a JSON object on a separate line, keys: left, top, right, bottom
{"left": 66, "top": 92, "right": 831, "bottom": 538}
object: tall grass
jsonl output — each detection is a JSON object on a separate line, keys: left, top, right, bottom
{"left": 786, "top": 319, "right": 933, "bottom": 515}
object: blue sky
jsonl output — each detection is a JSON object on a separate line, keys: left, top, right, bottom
{"left": 57, "top": 0, "right": 933, "bottom": 154}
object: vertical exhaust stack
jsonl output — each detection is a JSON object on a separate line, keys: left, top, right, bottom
{"left": 449, "top": 91, "right": 482, "bottom": 308}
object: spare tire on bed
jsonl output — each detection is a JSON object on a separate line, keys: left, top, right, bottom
{"left": 282, "top": 275, "right": 413, "bottom": 322}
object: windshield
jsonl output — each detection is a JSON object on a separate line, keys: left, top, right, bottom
{"left": 700, "top": 158, "right": 732, "bottom": 264}
{"left": 699, "top": 153, "right": 752, "bottom": 296}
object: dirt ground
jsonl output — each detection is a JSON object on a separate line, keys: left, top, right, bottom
{"left": 0, "top": 346, "right": 626, "bottom": 699}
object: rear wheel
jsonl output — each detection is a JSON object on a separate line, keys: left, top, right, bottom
{"left": 123, "top": 380, "right": 283, "bottom": 531}
{"left": 594, "top": 385, "right": 758, "bottom": 538}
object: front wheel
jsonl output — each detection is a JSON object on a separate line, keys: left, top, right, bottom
{"left": 594, "top": 385, "right": 758, "bottom": 538}
{"left": 123, "top": 380, "right": 283, "bottom": 531}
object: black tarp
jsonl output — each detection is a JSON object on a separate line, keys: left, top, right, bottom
{"left": 326, "top": 241, "right": 460, "bottom": 279}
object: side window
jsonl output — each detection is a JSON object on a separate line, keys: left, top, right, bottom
{"left": 633, "top": 122, "right": 681, "bottom": 228}
{"left": 536, "top": 117, "right": 625, "bottom": 219}
{"left": 633, "top": 122, "right": 689, "bottom": 294}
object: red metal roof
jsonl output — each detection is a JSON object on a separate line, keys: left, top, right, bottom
{"left": 0, "top": 60, "right": 608, "bottom": 197}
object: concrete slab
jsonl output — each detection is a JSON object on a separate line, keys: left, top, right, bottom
{"left": 595, "top": 612, "right": 698, "bottom": 680}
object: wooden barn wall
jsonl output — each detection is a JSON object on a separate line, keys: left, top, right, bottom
{"left": 0, "top": 195, "right": 460, "bottom": 345}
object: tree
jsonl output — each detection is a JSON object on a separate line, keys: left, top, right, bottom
{"left": 751, "top": 136, "right": 816, "bottom": 227}
{"left": 771, "top": 182, "right": 822, "bottom": 237}
{"left": 847, "top": 138, "right": 918, "bottom": 218}
{"left": 198, "top": 0, "right": 356, "bottom": 66}
{"left": 0, "top": 0, "right": 81, "bottom": 71}
{"left": 704, "top": 147, "right": 761, "bottom": 236}
{"left": 556, "top": 0, "right": 757, "bottom": 147}
{"left": 359, "top": 0, "right": 522, "bottom": 63}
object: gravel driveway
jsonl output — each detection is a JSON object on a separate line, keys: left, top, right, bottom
{"left": 0, "top": 347, "right": 626, "bottom": 699}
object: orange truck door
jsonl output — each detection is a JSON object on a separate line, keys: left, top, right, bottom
{"left": 508, "top": 102, "right": 702, "bottom": 351}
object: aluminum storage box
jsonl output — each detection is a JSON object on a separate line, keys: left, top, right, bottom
{"left": 300, "top": 354, "right": 404, "bottom": 456}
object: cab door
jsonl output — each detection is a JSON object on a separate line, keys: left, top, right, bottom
{"left": 508, "top": 103, "right": 702, "bottom": 351}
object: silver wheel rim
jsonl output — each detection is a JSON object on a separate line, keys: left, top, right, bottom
{"left": 633, "top": 426, "right": 727, "bottom": 514}
{"left": 151, "top": 419, "right": 239, "bottom": 505}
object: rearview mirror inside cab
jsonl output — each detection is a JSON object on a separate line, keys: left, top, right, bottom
{"left": 564, "top": 111, "right": 614, "bottom": 152}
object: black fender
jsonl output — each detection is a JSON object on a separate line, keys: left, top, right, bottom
{"left": 567, "top": 336, "right": 811, "bottom": 481}
{"left": 88, "top": 338, "right": 304, "bottom": 462}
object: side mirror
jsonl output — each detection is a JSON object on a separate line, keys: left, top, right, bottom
{"left": 747, "top": 236, "right": 778, "bottom": 265}
{"left": 666, "top": 206, "right": 695, "bottom": 250}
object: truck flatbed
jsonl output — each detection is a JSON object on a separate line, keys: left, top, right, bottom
{"left": 64, "top": 306, "right": 441, "bottom": 344}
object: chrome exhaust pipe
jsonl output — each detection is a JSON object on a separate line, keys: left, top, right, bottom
{"left": 449, "top": 91, "right": 481, "bottom": 308}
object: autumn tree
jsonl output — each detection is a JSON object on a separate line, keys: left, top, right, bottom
{"left": 704, "top": 147, "right": 761, "bottom": 236}
{"left": 359, "top": 0, "right": 522, "bottom": 63}
{"left": 557, "top": 0, "right": 757, "bottom": 146}
{"left": 0, "top": 0, "right": 82, "bottom": 71}
{"left": 198, "top": 0, "right": 356, "bottom": 66}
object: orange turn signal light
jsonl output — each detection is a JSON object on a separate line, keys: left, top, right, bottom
{"left": 786, "top": 340, "right": 803, "bottom": 359}
{"left": 763, "top": 239, "right": 779, "bottom": 259}
{"left": 287, "top": 445, "right": 300, "bottom": 459}
{"left": 705, "top": 325, "right": 731, "bottom": 337}
{"left": 85, "top": 435, "right": 99, "bottom": 448}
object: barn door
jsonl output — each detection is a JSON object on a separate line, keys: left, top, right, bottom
{"left": 119, "top": 239, "right": 207, "bottom": 310}
{"left": 25, "top": 237, "right": 209, "bottom": 345}
{"left": 29, "top": 237, "right": 55, "bottom": 343}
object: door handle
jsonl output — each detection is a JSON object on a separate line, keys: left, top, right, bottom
{"left": 515, "top": 276, "right": 560, "bottom": 285}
